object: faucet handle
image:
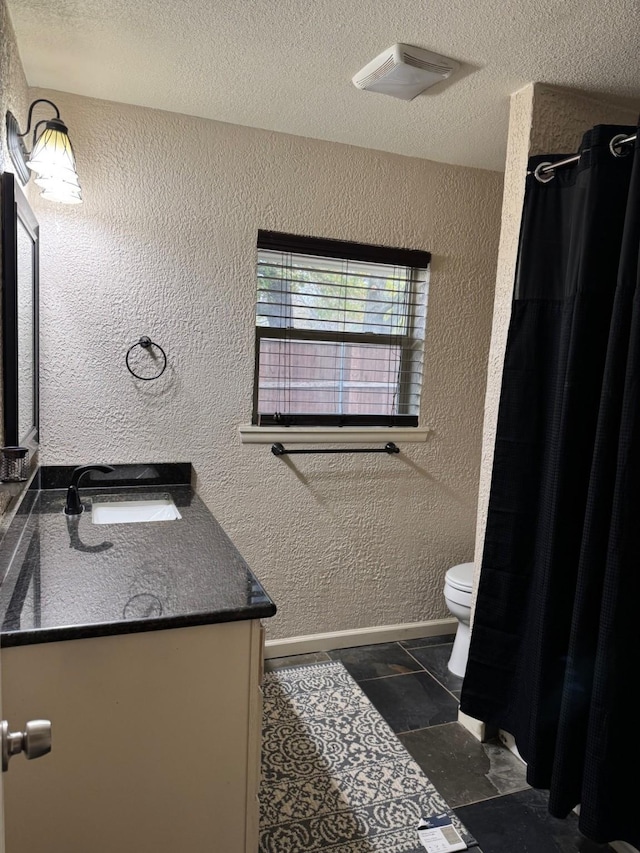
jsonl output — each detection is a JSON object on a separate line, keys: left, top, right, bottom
{"left": 69, "top": 464, "right": 115, "bottom": 486}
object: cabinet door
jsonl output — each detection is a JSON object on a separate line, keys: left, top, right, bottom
{"left": 2, "top": 621, "right": 256, "bottom": 853}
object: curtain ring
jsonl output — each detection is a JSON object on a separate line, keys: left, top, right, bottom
{"left": 534, "top": 162, "right": 555, "bottom": 184}
{"left": 125, "top": 336, "right": 167, "bottom": 381}
{"left": 610, "top": 134, "right": 632, "bottom": 158}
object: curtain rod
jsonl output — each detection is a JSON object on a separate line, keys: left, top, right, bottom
{"left": 531, "top": 132, "right": 637, "bottom": 182}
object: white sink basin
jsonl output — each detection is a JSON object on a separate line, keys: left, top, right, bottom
{"left": 91, "top": 497, "right": 182, "bottom": 525}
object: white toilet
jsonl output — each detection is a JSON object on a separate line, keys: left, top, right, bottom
{"left": 443, "top": 562, "right": 474, "bottom": 678}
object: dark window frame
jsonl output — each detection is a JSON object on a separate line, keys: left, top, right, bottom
{"left": 252, "top": 231, "right": 430, "bottom": 428}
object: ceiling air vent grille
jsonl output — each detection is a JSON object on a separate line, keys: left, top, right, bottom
{"left": 352, "top": 43, "right": 459, "bottom": 101}
{"left": 356, "top": 54, "right": 396, "bottom": 88}
{"left": 402, "top": 53, "right": 453, "bottom": 76}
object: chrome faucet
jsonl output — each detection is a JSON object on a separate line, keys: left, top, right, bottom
{"left": 64, "top": 465, "right": 115, "bottom": 515}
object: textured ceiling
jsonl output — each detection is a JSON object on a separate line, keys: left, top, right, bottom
{"left": 7, "top": 0, "right": 640, "bottom": 171}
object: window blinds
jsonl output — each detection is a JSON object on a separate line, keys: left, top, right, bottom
{"left": 253, "top": 232, "right": 430, "bottom": 427}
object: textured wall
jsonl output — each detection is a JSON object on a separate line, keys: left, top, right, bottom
{"left": 30, "top": 87, "right": 503, "bottom": 640}
{"left": 0, "top": 1, "right": 30, "bottom": 516}
{"left": 472, "top": 84, "right": 640, "bottom": 604}
{"left": 470, "top": 84, "right": 535, "bottom": 610}
{"left": 529, "top": 86, "right": 640, "bottom": 158}
{"left": 0, "top": 1, "right": 28, "bottom": 174}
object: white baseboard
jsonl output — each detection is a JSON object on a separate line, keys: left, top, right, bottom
{"left": 457, "top": 709, "right": 496, "bottom": 742}
{"left": 498, "top": 729, "right": 525, "bottom": 763}
{"left": 264, "top": 618, "right": 457, "bottom": 659}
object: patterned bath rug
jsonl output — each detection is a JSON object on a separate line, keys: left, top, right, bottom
{"left": 260, "top": 661, "right": 476, "bottom": 853}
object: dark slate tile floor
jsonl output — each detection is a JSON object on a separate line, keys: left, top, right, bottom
{"left": 406, "top": 643, "right": 464, "bottom": 698}
{"left": 399, "top": 722, "right": 528, "bottom": 808}
{"left": 456, "top": 789, "right": 614, "bottom": 853}
{"left": 328, "top": 641, "right": 423, "bottom": 680}
{"left": 265, "top": 636, "right": 615, "bottom": 853}
{"left": 358, "top": 670, "right": 460, "bottom": 731}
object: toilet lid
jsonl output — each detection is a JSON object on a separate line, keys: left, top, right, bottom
{"left": 446, "top": 562, "right": 474, "bottom": 592}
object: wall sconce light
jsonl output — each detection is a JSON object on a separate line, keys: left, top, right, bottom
{"left": 6, "top": 98, "right": 82, "bottom": 204}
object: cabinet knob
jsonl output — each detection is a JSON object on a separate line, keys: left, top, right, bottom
{"left": 1, "top": 719, "right": 52, "bottom": 771}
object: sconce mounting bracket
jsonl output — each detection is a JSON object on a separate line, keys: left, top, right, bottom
{"left": 5, "top": 112, "right": 30, "bottom": 185}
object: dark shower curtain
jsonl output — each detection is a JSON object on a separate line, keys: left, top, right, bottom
{"left": 460, "top": 124, "right": 640, "bottom": 848}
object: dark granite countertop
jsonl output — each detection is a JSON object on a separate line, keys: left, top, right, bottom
{"left": 0, "top": 466, "right": 276, "bottom": 647}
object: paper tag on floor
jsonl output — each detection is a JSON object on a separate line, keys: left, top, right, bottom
{"left": 417, "top": 814, "right": 467, "bottom": 852}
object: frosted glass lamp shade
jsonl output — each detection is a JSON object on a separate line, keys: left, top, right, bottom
{"left": 26, "top": 119, "right": 78, "bottom": 181}
{"left": 37, "top": 178, "right": 83, "bottom": 204}
{"left": 34, "top": 172, "right": 80, "bottom": 190}
{"left": 40, "top": 189, "right": 82, "bottom": 205}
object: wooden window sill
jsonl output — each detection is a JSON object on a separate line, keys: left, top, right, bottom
{"left": 238, "top": 425, "right": 431, "bottom": 444}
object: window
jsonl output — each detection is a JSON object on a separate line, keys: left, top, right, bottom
{"left": 253, "top": 231, "right": 430, "bottom": 427}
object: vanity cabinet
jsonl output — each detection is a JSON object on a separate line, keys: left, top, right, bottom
{"left": 0, "top": 470, "right": 275, "bottom": 852}
{"left": 1, "top": 618, "right": 265, "bottom": 853}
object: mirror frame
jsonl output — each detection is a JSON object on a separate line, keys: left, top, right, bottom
{"left": 1, "top": 171, "right": 40, "bottom": 447}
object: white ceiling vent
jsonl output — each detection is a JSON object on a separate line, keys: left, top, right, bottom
{"left": 352, "top": 44, "right": 459, "bottom": 101}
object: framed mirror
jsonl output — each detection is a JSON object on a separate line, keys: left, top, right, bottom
{"left": 1, "top": 171, "right": 39, "bottom": 447}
